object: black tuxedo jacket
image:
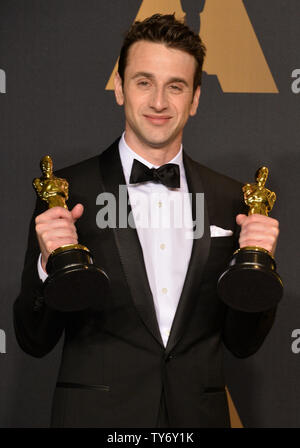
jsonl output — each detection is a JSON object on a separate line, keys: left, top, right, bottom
{"left": 14, "top": 138, "right": 276, "bottom": 427}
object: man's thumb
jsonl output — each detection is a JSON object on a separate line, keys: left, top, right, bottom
{"left": 71, "top": 203, "right": 84, "bottom": 222}
{"left": 236, "top": 214, "right": 247, "bottom": 226}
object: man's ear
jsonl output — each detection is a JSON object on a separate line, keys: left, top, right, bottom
{"left": 190, "top": 86, "right": 201, "bottom": 117}
{"left": 114, "top": 72, "right": 124, "bottom": 106}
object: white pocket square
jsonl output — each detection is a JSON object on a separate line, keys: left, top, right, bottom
{"left": 210, "top": 225, "right": 233, "bottom": 237}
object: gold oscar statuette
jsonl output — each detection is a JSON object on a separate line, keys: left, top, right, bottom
{"left": 217, "top": 167, "right": 283, "bottom": 312}
{"left": 33, "top": 155, "right": 109, "bottom": 312}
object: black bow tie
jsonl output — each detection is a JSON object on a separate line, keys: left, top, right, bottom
{"left": 129, "top": 159, "right": 180, "bottom": 189}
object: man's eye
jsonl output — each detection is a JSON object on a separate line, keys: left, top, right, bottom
{"left": 169, "top": 84, "right": 183, "bottom": 92}
{"left": 137, "top": 81, "right": 150, "bottom": 87}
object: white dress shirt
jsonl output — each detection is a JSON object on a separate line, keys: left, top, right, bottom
{"left": 38, "top": 132, "right": 194, "bottom": 347}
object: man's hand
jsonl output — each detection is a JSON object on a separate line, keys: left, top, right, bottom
{"left": 35, "top": 203, "right": 84, "bottom": 272}
{"left": 236, "top": 214, "right": 279, "bottom": 256}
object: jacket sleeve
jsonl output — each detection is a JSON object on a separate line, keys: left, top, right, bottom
{"left": 222, "top": 305, "right": 277, "bottom": 358}
{"left": 13, "top": 201, "right": 65, "bottom": 358}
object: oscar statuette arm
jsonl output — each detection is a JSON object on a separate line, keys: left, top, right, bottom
{"left": 13, "top": 201, "right": 65, "bottom": 358}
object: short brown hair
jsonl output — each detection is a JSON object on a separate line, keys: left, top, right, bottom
{"left": 118, "top": 14, "right": 206, "bottom": 92}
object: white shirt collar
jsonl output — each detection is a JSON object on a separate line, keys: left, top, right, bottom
{"left": 118, "top": 131, "right": 184, "bottom": 185}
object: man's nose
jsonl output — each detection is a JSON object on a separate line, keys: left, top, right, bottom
{"left": 149, "top": 86, "right": 168, "bottom": 111}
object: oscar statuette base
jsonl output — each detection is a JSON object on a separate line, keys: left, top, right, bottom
{"left": 44, "top": 244, "right": 109, "bottom": 312}
{"left": 217, "top": 246, "right": 283, "bottom": 313}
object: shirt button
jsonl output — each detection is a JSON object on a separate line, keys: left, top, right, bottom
{"left": 160, "top": 243, "right": 166, "bottom": 250}
{"left": 158, "top": 201, "right": 162, "bottom": 208}
{"left": 162, "top": 288, "right": 168, "bottom": 294}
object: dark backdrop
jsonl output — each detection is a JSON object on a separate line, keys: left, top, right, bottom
{"left": 0, "top": 0, "right": 299, "bottom": 427}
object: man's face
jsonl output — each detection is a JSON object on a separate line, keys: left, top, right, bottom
{"left": 114, "top": 41, "right": 200, "bottom": 151}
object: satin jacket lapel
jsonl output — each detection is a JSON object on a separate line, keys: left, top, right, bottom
{"left": 165, "top": 152, "right": 211, "bottom": 355}
{"left": 98, "top": 140, "right": 164, "bottom": 348}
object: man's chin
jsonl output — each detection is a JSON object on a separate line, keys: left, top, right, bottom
{"left": 139, "top": 133, "right": 178, "bottom": 150}
{"left": 145, "top": 141, "right": 169, "bottom": 149}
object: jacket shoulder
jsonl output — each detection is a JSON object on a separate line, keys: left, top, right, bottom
{"left": 55, "top": 138, "right": 120, "bottom": 180}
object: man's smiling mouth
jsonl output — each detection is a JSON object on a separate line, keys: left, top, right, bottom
{"left": 143, "top": 114, "right": 172, "bottom": 125}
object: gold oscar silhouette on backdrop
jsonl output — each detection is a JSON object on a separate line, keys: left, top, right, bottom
{"left": 217, "top": 167, "right": 283, "bottom": 312}
{"left": 33, "top": 156, "right": 109, "bottom": 312}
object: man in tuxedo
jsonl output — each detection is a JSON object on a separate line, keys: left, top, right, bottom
{"left": 14, "top": 14, "right": 279, "bottom": 427}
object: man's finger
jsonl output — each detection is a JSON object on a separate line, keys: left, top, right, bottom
{"left": 238, "top": 213, "right": 279, "bottom": 226}
{"left": 239, "top": 222, "right": 279, "bottom": 237}
{"left": 35, "top": 206, "right": 73, "bottom": 224}
{"left": 236, "top": 214, "right": 247, "bottom": 226}
{"left": 71, "top": 203, "right": 84, "bottom": 222}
